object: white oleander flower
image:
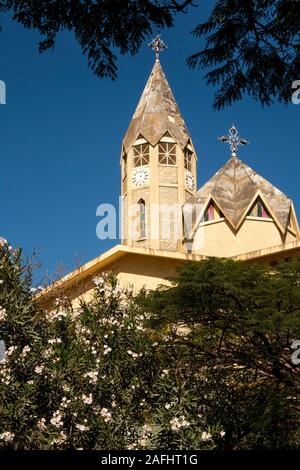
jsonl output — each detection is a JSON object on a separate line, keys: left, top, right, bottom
{"left": 201, "top": 431, "right": 212, "bottom": 442}
{"left": 170, "top": 415, "right": 190, "bottom": 432}
{"left": 82, "top": 393, "right": 93, "bottom": 405}
{"left": 0, "top": 308, "right": 7, "bottom": 321}
{"left": 0, "top": 431, "right": 14, "bottom": 442}
{"left": 37, "top": 418, "right": 47, "bottom": 430}
{"left": 6, "top": 346, "right": 17, "bottom": 357}
{"left": 75, "top": 424, "right": 89, "bottom": 432}
{"left": 21, "top": 345, "right": 31, "bottom": 357}
{"left": 103, "top": 344, "right": 112, "bottom": 355}
{"left": 35, "top": 365, "right": 44, "bottom": 374}
{"left": 94, "top": 276, "right": 105, "bottom": 287}
{"left": 51, "top": 431, "right": 67, "bottom": 446}
{"left": 84, "top": 370, "right": 98, "bottom": 384}
{"left": 50, "top": 410, "right": 63, "bottom": 428}
{"left": 0, "top": 237, "right": 8, "bottom": 247}
{"left": 100, "top": 408, "right": 112, "bottom": 423}
{"left": 48, "top": 338, "right": 62, "bottom": 345}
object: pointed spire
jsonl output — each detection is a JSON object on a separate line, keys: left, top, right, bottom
{"left": 122, "top": 54, "right": 191, "bottom": 151}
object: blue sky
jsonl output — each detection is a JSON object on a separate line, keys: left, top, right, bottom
{"left": 0, "top": 3, "right": 299, "bottom": 285}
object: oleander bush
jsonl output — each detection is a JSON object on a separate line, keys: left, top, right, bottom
{"left": 0, "top": 238, "right": 221, "bottom": 450}
{"left": 0, "top": 237, "right": 299, "bottom": 449}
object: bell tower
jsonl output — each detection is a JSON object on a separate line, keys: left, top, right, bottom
{"left": 121, "top": 37, "right": 197, "bottom": 252}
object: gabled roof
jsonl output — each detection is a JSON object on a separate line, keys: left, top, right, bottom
{"left": 187, "top": 156, "right": 293, "bottom": 233}
{"left": 122, "top": 59, "right": 191, "bottom": 151}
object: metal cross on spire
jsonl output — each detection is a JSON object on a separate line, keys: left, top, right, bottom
{"left": 149, "top": 35, "right": 167, "bottom": 61}
{"left": 218, "top": 124, "right": 249, "bottom": 157}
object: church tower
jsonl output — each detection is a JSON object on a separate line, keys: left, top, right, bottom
{"left": 121, "top": 37, "right": 197, "bottom": 251}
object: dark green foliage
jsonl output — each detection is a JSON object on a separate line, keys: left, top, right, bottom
{"left": 0, "top": 1, "right": 193, "bottom": 79}
{"left": 0, "top": 1, "right": 298, "bottom": 107}
{"left": 139, "top": 257, "right": 300, "bottom": 449}
{"left": 187, "top": 0, "right": 300, "bottom": 109}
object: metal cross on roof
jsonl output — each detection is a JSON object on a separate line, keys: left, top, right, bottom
{"left": 149, "top": 35, "right": 167, "bottom": 60}
{"left": 218, "top": 125, "right": 249, "bottom": 157}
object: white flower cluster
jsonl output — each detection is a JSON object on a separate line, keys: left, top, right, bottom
{"left": 37, "top": 418, "right": 47, "bottom": 430}
{"left": 0, "top": 367, "right": 11, "bottom": 385}
{"left": 0, "top": 431, "right": 14, "bottom": 442}
{"left": 34, "top": 365, "right": 44, "bottom": 374}
{"left": 94, "top": 276, "right": 105, "bottom": 287}
{"left": 139, "top": 424, "right": 152, "bottom": 448}
{"left": 0, "top": 237, "right": 12, "bottom": 251}
{"left": 75, "top": 424, "right": 89, "bottom": 432}
{"left": 43, "top": 348, "right": 54, "bottom": 359}
{"left": 127, "top": 349, "right": 139, "bottom": 359}
{"left": 84, "top": 370, "right": 98, "bottom": 384}
{"left": 54, "top": 296, "right": 69, "bottom": 308}
{"left": 0, "top": 237, "right": 8, "bottom": 247}
{"left": 51, "top": 431, "right": 67, "bottom": 446}
{"left": 48, "top": 338, "right": 62, "bottom": 345}
{"left": 21, "top": 345, "right": 31, "bottom": 358}
{"left": 100, "top": 408, "right": 112, "bottom": 423}
{"left": 61, "top": 396, "right": 71, "bottom": 409}
{"left": 0, "top": 308, "right": 7, "bottom": 322}
{"left": 100, "top": 317, "right": 120, "bottom": 327}
{"left": 75, "top": 324, "right": 91, "bottom": 346}
{"left": 6, "top": 346, "right": 17, "bottom": 357}
{"left": 46, "top": 310, "right": 67, "bottom": 322}
{"left": 62, "top": 383, "right": 71, "bottom": 392}
{"left": 165, "top": 402, "right": 175, "bottom": 410}
{"left": 50, "top": 410, "right": 64, "bottom": 428}
{"left": 170, "top": 415, "right": 190, "bottom": 432}
{"left": 201, "top": 431, "right": 212, "bottom": 441}
{"left": 103, "top": 344, "right": 112, "bottom": 355}
{"left": 82, "top": 393, "right": 93, "bottom": 405}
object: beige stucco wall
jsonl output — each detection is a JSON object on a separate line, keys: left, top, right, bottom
{"left": 192, "top": 217, "right": 297, "bottom": 257}
{"left": 43, "top": 252, "right": 184, "bottom": 311}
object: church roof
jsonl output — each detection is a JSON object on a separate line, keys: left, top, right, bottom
{"left": 188, "top": 156, "right": 292, "bottom": 233}
{"left": 122, "top": 59, "right": 190, "bottom": 151}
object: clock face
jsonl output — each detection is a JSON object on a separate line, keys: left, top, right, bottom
{"left": 132, "top": 167, "right": 149, "bottom": 187}
{"left": 185, "top": 171, "right": 195, "bottom": 192}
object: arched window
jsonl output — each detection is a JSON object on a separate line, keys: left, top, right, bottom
{"left": 138, "top": 199, "right": 146, "bottom": 239}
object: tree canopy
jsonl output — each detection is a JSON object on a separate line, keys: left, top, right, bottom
{"left": 1, "top": 0, "right": 299, "bottom": 108}
{"left": 139, "top": 257, "right": 300, "bottom": 448}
